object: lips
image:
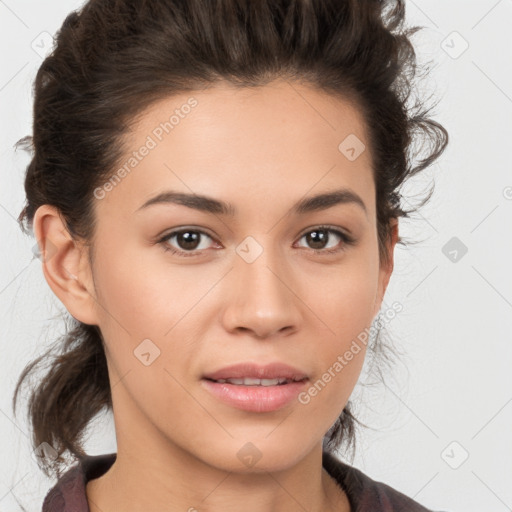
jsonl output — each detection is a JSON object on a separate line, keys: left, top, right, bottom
{"left": 201, "top": 364, "right": 309, "bottom": 412}
{"left": 202, "top": 362, "right": 309, "bottom": 383}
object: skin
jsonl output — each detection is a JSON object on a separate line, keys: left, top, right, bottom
{"left": 34, "top": 79, "right": 398, "bottom": 512}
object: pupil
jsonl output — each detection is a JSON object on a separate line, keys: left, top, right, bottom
{"left": 178, "top": 231, "right": 200, "bottom": 250}
{"left": 307, "top": 229, "right": 327, "bottom": 249}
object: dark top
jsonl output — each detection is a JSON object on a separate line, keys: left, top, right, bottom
{"left": 42, "top": 451, "right": 445, "bottom": 511}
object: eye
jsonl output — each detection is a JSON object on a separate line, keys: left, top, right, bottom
{"left": 157, "top": 225, "right": 355, "bottom": 258}
{"left": 157, "top": 228, "right": 217, "bottom": 257}
{"left": 295, "top": 226, "right": 355, "bottom": 255}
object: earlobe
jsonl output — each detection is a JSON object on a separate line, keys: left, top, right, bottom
{"left": 33, "top": 204, "right": 100, "bottom": 326}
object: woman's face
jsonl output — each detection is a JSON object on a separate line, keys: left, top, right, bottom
{"left": 72, "top": 79, "right": 397, "bottom": 471}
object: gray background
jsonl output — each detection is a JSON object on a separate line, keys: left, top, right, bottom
{"left": 1, "top": 1, "right": 511, "bottom": 511}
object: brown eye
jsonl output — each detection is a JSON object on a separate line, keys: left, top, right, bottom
{"left": 303, "top": 228, "right": 331, "bottom": 250}
{"left": 158, "top": 229, "right": 215, "bottom": 257}
{"left": 173, "top": 230, "right": 202, "bottom": 250}
{"left": 296, "top": 226, "right": 355, "bottom": 254}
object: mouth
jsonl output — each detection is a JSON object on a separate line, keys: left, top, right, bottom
{"left": 202, "top": 361, "right": 309, "bottom": 382}
{"left": 201, "top": 376, "right": 309, "bottom": 413}
{"left": 200, "top": 361, "right": 309, "bottom": 412}
{"left": 203, "top": 376, "right": 307, "bottom": 386}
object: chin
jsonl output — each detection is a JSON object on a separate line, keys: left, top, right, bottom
{"left": 198, "top": 438, "right": 312, "bottom": 474}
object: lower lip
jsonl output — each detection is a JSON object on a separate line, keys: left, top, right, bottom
{"left": 201, "top": 379, "right": 308, "bottom": 412}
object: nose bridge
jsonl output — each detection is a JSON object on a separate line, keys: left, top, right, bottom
{"left": 222, "top": 236, "right": 301, "bottom": 337}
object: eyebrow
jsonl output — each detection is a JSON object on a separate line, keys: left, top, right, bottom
{"left": 136, "top": 188, "right": 367, "bottom": 217}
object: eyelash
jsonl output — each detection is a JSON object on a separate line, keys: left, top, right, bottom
{"left": 157, "top": 225, "right": 356, "bottom": 258}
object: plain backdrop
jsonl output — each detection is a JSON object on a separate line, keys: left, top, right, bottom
{"left": 1, "top": 1, "right": 511, "bottom": 511}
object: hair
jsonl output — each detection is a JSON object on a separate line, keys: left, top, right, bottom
{"left": 12, "top": 0, "right": 448, "bottom": 480}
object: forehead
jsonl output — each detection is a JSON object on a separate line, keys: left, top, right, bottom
{"left": 95, "top": 79, "right": 375, "bottom": 221}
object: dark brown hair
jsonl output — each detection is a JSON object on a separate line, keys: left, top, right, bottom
{"left": 13, "top": 0, "right": 448, "bottom": 479}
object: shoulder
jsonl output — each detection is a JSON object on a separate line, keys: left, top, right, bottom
{"left": 322, "top": 451, "right": 448, "bottom": 512}
{"left": 41, "top": 453, "right": 116, "bottom": 512}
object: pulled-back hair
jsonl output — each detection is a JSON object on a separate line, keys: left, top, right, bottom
{"left": 13, "top": 0, "right": 448, "bottom": 479}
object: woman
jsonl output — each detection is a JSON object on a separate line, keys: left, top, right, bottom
{"left": 13, "top": 0, "right": 449, "bottom": 510}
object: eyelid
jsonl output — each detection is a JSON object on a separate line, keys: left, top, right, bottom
{"left": 157, "top": 224, "right": 356, "bottom": 257}
{"left": 294, "top": 225, "right": 356, "bottom": 254}
{"left": 296, "top": 224, "right": 354, "bottom": 241}
{"left": 156, "top": 227, "right": 218, "bottom": 254}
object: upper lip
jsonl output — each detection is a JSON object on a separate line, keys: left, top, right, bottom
{"left": 203, "top": 362, "right": 309, "bottom": 381}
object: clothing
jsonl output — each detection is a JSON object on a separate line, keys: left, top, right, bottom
{"left": 42, "top": 451, "right": 444, "bottom": 511}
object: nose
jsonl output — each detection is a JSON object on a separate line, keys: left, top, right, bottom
{"left": 221, "top": 246, "right": 302, "bottom": 339}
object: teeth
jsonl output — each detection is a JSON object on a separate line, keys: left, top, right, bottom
{"left": 215, "top": 377, "right": 290, "bottom": 386}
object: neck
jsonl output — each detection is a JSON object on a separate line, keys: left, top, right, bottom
{"left": 86, "top": 440, "right": 350, "bottom": 512}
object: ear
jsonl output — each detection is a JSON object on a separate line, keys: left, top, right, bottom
{"left": 32, "top": 204, "right": 100, "bottom": 326}
{"left": 373, "top": 217, "right": 399, "bottom": 317}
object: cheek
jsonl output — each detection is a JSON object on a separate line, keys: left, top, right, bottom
{"left": 90, "top": 239, "right": 215, "bottom": 375}
{"left": 300, "top": 253, "right": 378, "bottom": 403}
{"left": 92, "top": 237, "right": 191, "bottom": 331}
{"left": 307, "top": 254, "right": 379, "bottom": 342}
{"left": 90, "top": 243, "right": 202, "bottom": 407}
